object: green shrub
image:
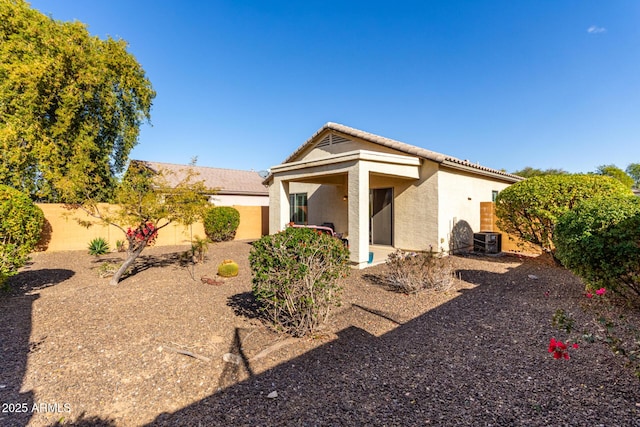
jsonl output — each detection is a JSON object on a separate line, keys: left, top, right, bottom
{"left": 88, "top": 237, "right": 110, "bottom": 256}
{"left": 384, "top": 250, "right": 454, "bottom": 294}
{"left": 249, "top": 227, "right": 350, "bottom": 337}
{"left": 495, "top": 174, "right": 632, "bottom": 253}
{"left": 0, "top": 185, "right": 44, "bottom": 287}
{"left": 203, "top": 206, "right": 240, "bottom": 242}
{"left": 217, "top": 259, "right": 239, "bottom": 277}
{"left": 554, "top": 195, "right": 640, "bottom": 303}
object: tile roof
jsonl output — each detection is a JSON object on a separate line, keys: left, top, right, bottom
{"left": 281, "top": 122, "right": 523, "bottom": 182}
{"left": 133, "top": 161, "right": 268, "bottom": 196}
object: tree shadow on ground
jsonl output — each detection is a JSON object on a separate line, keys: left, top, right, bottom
{"left": 0, "top": 268, "right": 75, "bottom": 427}
{"left": 227, "top": 292, "right": 263, "bottom": 320}
{"left": 133, "top": 251, "right": 185, "bottom": 274}
{"left": 146, "top": 257, "right": 640, "bottom": 426}
{"left": 362, "top": 273, "right": 392, "bottom": 291}
{"left": 89, "top": 251, "right": 188, "bottom": 283}
{"left": 4, "top": 268, "right": 75, "bottom": 296}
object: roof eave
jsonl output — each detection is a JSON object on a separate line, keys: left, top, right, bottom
{"left": 440, "top": 160, "right": 523, "bottom": 183}
{"left": 214, "top": 190, "right": 269, "bottom": 196}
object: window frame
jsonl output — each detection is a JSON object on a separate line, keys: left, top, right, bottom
{"left": 289, "top": 192, "right": 308, "bottom": 225}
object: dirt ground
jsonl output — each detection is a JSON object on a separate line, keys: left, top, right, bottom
{"left": 1, "top": 241, "right": 639, "bottom": 426}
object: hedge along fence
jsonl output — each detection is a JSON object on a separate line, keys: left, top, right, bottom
{"left": 35, "top": 204, "right": 268, "bottom": 252}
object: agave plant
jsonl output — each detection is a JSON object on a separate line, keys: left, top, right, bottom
{"left": 88, "top": 237, "right": 110, "bottom": 256}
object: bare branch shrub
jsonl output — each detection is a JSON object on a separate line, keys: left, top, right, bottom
{"left": 384, "top": 250, "right": 454, "bottom": 294}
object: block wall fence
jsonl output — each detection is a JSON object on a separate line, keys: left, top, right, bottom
{"left": 34, "top": 202, "right": 532, "bottom": 254}
{"left": 35, "top": 204, "right": 269, "bottom": 252}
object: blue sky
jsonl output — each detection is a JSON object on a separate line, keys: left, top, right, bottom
{"left": 28, "top": 0, "right": 640, "bottom": 174}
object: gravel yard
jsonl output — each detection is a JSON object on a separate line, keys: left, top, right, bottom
{"left": 1, "top": 241, "right": 639, "bottom": 426}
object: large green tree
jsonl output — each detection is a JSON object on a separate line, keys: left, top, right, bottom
{"left": 626, "top": 163, "right": 640, "bottom": 189}
{"left": 595, "top": 164, "right": 634, "bottom": 189}
{"left": 512, "top": 166, "right": 569, "bottom": 178}
{"left": 0, "top": 0, "right": 155, "bottom": 201}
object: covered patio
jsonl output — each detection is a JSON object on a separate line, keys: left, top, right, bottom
{"left": 268, "top": 150, "right": 420, "bottom": 268}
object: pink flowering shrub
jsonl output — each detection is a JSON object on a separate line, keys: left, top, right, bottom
{"left": 585, "top": 287, "right": 607, "bottom": 298}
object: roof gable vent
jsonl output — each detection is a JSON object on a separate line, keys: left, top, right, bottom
{"left": 331, "top": 134, "right": 350, "bottom": 145}
{"left": 316, "top": 133, "right": 351, "bottom": 148}
{"left": 316, "top": 134, "right": 331, "bottom": 148}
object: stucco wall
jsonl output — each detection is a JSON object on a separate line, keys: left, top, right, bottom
{"left": 307, "top": 184, "right": 348, "bottom": 235}
{"left": 36, "top": 204, "right": 266, "bottom": 252}
{"left": 436, "top": 169, "right": 512, "bottom": 253}
{"left": 390, "top": 161, "right": 440, "bottom": 252}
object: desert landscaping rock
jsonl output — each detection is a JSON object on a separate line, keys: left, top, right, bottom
{"left": 1, "top": 241, "right": 638, "bottom": 426}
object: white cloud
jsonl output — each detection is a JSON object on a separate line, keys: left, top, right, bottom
{"left": 587, "top": 25, "right": 606, "bottom": 34}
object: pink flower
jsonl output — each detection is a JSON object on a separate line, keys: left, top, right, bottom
{"left": 572, "top": 343, "right": 579, "bottom": 349}
{"left": 596, "top": 288, "right": 606, "bottom": 296}
{"left": 585, "top": 292, "right": 593, "bottom": 298}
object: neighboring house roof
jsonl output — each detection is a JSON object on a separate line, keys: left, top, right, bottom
{"left": 274, "top": 122, "right": 522, "bottom": 183}
{"left": 132, "top": 160, "right": 268, "bottom": 196}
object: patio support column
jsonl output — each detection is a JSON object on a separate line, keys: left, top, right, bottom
{"left": 347, "top": 162, "right": 369, "bottom": 267}
{"left": 269, "top": 177, "right": 290, "bottom": 234}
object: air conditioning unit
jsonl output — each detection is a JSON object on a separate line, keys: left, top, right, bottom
{"left": 473, "top": 232, "right": 502, "bottom": 254}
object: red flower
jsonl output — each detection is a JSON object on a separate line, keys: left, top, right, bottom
{"left": 548, "top": 337, "right": 576, "bottom": 360}
{"left": 596, "top": 288, "right": 606, "bottom": 296}
{"left": 585, "top": 292, "right": 593, "bottom": 298}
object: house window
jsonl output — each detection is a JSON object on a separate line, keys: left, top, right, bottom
{"left": 492, "top": 190, "right": 499, "bottom": 202}
{"left": 289, "top": 193, "right": 308, "bottom": 224}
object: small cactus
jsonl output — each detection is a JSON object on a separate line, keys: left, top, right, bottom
{"left": 217, "top": 259, "right": 239, "bottom": 277}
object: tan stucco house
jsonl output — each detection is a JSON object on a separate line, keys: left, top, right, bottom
{"left": 264, "top": 122, "right": 522, "bottom": 268}
{"left": 133, "top": 160, "right": 269, "bottom": 206}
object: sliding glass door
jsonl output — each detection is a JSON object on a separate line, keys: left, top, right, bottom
{"left": 370, "top": 188, "right": 393, "bottom": 245}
